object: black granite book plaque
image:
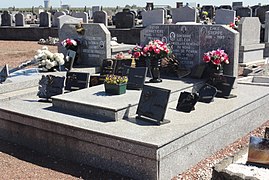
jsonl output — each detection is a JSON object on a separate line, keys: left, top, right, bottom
{"left": 198, "top": 84, "right": 217, "bottom": 103}
{"left": 136, "top": 85, "right": 171, "bottom": 125}
{"left": 65, "top": 72, "right": 89, "bottom": 91}
{"left": 176, "top": 92, "right": 199, "bottom": 113}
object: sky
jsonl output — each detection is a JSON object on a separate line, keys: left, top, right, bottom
{"left": 0, "top": 0, "right": 266, "bottom": 8}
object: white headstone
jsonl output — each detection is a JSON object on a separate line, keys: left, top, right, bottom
{"left": 57, "top": 15, "right": 83, "bottom": 29}
{"left": 52, "top": 11, "right": 66, "bottom": 27}
{"left": 72, "top": 12, "right": 88, "bottom": 23}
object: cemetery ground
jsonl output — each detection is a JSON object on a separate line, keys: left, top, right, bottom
{"left": 0, "top": 40, "right": 268, "bottom": 179}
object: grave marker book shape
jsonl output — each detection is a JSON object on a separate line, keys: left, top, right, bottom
{"left": 176, "top": 91, "right": 199, "bottom": 113}
{"left": 136, "top": 85, "right": 171, "bottom": 125}
{"left": 198, "top": 84, "right": 217, "bottom": 103}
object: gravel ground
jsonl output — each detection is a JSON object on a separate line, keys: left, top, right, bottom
{"left": 0, "top": 40, "right": 268, "bottom": 179}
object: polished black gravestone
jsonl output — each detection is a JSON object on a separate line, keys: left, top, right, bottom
{"left": 65, "top": 72, "right": 89, "bottom": 91}
{"left": 136, "top": 85, "right": 171, "bottom": 125}
{"left": 0, "top": 65, "right": 9, "bottom": 83}
{"left": 125, "top": 67, "right": 148, "bottom": 90}
{"left": 114, "top": 59, "right": 133, "bottom": 76}
{"left": 37, "top": 75, "right": 65, "bottom": 101}
{"left": 176, "top": 92, "right": 199, "bottom": 113}
{"left": 198, "top": 84, "right": 217, "bottom": 103}
{"left": 65, "top": 50, "right": 76, "bottom": 71}
{"left": 101, "top": 59, "right": 114, "bottom": 75}
{"left": 208, "top": 75, "right": 236, "bottom": 98}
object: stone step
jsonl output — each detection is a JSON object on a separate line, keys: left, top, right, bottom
{"left": 52, "top": 78, "right": 202, "bottom": 121}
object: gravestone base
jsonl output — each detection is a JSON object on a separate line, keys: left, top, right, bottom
{"left": 0, "top": 74, "right": 269, "bottom": 180}
{"left": 263, "top": 42, "right": 269, "bottom": 57}
{"left": 239, "top": 44, "right": 265, "bottom": 63}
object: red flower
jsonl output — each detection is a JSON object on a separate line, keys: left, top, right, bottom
{"left": 203, "top": 54, "right": 211, "bottom": 63}
{"left": 213, "top": 58, "right": 221, "bottom": 65}
{"left": 133, "top": 51, "right": 141, "bottom": 58}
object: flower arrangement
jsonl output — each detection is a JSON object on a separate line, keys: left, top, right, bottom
{"left": 114, "top": 52, "right": 125, "bottom": 60}
{"left": 104, "top": 74, "right": 128, "bottom": 85}
{"left": 61, "top": 38, "right": 80, "bottom": 51}
{"left": 35, "top": 46, "right": 65, "bottom": 71}
{"left": 229, "top": 16, "right": 240, "bottom": 30}
{"left": 203, "top": 49, "right": 229, "bottom": 72}
{"left": 129, "top": 39, "right": 172, "bottom": 60}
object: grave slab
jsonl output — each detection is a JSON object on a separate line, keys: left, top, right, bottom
{"left": 52, "top": 78, "right": 202, "bottom": 121}
{"left": 0, "top": 83, "right": 268, "bottom": 180}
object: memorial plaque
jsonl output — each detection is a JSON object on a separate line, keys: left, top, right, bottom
{"left": 100, "top": 59, "right": 114, "bottom": 75}
{"left": 126, "top": 67, "right": 148, "bottom": 90}
{"left": 190, "top": 63, "right": 206, "bottom": 79}
{"left": 198, "top": 84, "right": 217, "bottom": 103}
{"left": 208, "top": 75, "right": 236, "bottom": 98}
{"left": 0, "top": 64, "right": 9, "bottom": 83}
{"left": 114, "top": 59, "right": 133, "bottom": 75}
{"left": 247, "top": 136, "right": 269, "bottom": 168}
{"left": 89, "top": 74, "right": 105, "bottom": 87}
{"left": 65, "top": 72, "right": 89, "bottom": 91}
{"left": 141, "top": 24, "right": 239, "bottom": 78}
{"left": 136, "top": 85, "right": 171, "bottom": 125}
{"left": 37, "top": 75, "right": 65, "bottom": 99}
{"left": 176, "top": 91, "right": 199, "bottom": 113}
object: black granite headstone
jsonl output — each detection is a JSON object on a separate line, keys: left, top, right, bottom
{"left": 89, "top": 74, "right": 105, "bottom": 87}
{"left": 208, "top": 75, "right": 236, "bottom": 98}
{"left": 198, "top": 84, "right": 217, "bottom": 103}
{"left": 101, "top": 59, "right": 114, "bottom": 75}
{"left": 176, "top": 92, "right": 199, "bottom": 113}
{"left": 37, "top": 75, "right": 65, "bottom": 100}
{"left": 114, "top": 12, "right": 135, "bottom": 28}
{"left": 114, "top": 59, "right": 133, "bottom": 76}
{"left": 0, "top": 64, "right": 9, "bottom": 83}
{"left": 125, "top": 67, "right": 148, "bottom": 90}
{"left": 65, "top": 72, "right": 89, "bottom": 91}
{"left": 136, "top": 85, "right": 171, "bottom": 125}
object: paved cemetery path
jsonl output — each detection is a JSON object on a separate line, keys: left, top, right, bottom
{"left": 0, "top": 40, "right": 267, "bottom": 179}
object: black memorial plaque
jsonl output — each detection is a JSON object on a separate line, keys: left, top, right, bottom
{"left": 198, "top": 84, "right": 217, "bottom": 103}
{"left": 176, "top": 92, "right": 199, "bottom": 113}
{"left": 125, "top": 67, "right": 148, "bottom": 90}
{"left": 136, "top": 85, "right": 171, "bottom": 125}
{"left": 208, "top": 75, "right": 236, "bottom": 98}
{"left": 89, "top": 74, "right": 105, "bottom": 87}
{"left": 247, "top": 136, "right": 269, "bottom": 168}
{"left": 101, "top": 59, "right": 114, "bottom": 75}
{"left": 190, "top": 63, "right": 206, "bottom": 79}
{"left": 114, "top": 59, "right": 133, "bottom": 76}
{"left": 37, "top": 75, "right": 65, "bottom": 100}
{"left": 65, "top": 72, "right": 89, "bottom": 91}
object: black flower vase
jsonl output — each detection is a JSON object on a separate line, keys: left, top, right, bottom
{"left": 149, "top": 59, "right": 162, "bottom": 83}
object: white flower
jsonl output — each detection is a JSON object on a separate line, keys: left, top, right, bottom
{"left": 42, "top": 46, "right": 48, "bottom": 50}
{"left": 43, "top": 50, "right": 54, "bottom": 59}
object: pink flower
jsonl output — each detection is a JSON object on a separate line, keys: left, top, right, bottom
{"left": 203, "top": 54, "right": 211, "bottom": 63}
{"left": 133, "top": 51, "right": 141, "bottom": 58}
{"left": 213, "top": 58, "right": 221, "bottom": 65}
{"left": 143, "top": 46, "right": 149, "bottom": 53}
{"left": 154, "top": 48, "right": 160, "bottom": 54}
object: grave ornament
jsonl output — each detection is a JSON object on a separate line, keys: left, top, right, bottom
{"left": 176, "top": 91, "right": 199, "bottom": 113}
{"left": 136, "top": 85, "right": 171, "bottom": 125}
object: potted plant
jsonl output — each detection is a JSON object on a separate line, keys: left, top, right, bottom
{"left": 104, "top": 74, "right": 128, "bottom": 95}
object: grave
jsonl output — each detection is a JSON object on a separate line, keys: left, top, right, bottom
{"left": 171, "top": 6, "right": 197, "bottom": 23}
{"left": 57, "top": 15, "right": 83, "bottom": 29}
{"left": 92, "top": 6, "right": 102, "bottom": 17}
{"left": 215, "top": 9, "right": 235, "bottom": 25}
{"left": 15, "top": 12, "right": 25, "bottom": 26}
{"left": 93, "top": 11, "right": 108, "bottom": 26}
{"left": 114, "top": 11, "right": 135, "bottom": 28}
{"left": 256, "top": 5, "right": 269, "bottom": 24}
{"left": 238, "top": 17, "right": 265, "bottom": 64}
{"left": 71, "top": 12, "right": 88, "bottom": 23}
{"left": 264, "top": 12, "right": 269, "bottom": 57}
{"left": 232, "top": 2, "right": 243, "bottom": 10}
{"left": 1, "top": 11, "right": 12, "bottom": 26}
{"left": 141, "top": 9, "right": 164, "bottom": 27}
{"left": 236, "top": 7, "right": 252, "bottom": 17}
{"left": 52, "top": 11, "right": 65, "bottom": 27}
{"left": 140, "top": 24, "right": 239, "bottom": 77}
{"left": 39, "top": 12, "right": 51, "bottom": 27}
{"left": 59, "top": 23, "right": 111, "bottom": 67}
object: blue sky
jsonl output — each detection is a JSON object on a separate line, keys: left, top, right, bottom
{"left": 0, "top": 0, "right": 266, "bottom": 8}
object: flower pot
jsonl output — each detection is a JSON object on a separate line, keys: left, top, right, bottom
{"left": 104, "top": 83, "right": 127, "bottom": 95}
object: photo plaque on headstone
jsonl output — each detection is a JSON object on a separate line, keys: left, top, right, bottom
{"left": 247, "top": 136, "right": 269, "bottom": 168}
{"left": 37, "top": 75, "right": 65, "bottom": 101}
{"left": 126, "top": 67, "right": 148, "bottom": 90}
{"left": 176, "top": 91, "right": 199, "bottom": 113}
{"left": 198, "top": 84, "right": 217, "bottom": 103}
{"left": 136, "top": 85, "right": 171, "bottom": 125}
{"left": 65, "top": 72, "right": 89, "bottom": 91}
